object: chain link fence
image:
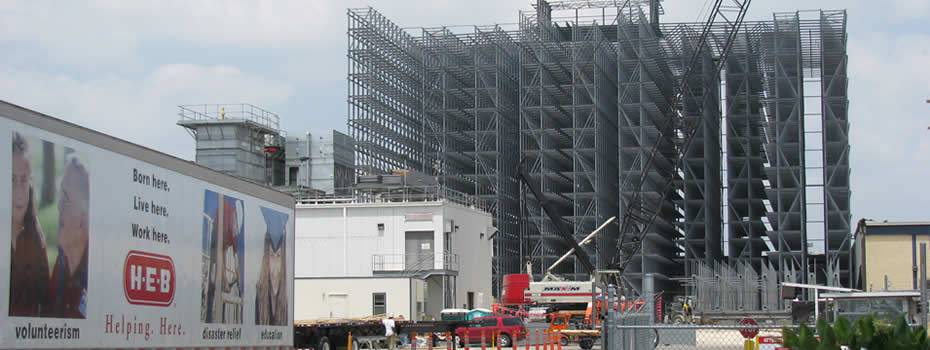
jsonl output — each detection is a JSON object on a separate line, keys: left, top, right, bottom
{"left": 600, "top": 285, "right": 791, "bottom": 350}
{"left": 607, "top": 324, "right": 787, "bottom": 350}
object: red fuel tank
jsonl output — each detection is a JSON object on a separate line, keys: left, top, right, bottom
{"left": 501, "top": 273, "right": 531, "bottom": 305}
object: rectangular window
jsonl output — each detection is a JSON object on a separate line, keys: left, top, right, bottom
{"left": 480, "top": 318, "right": 497, "bottom": 327}
{"left": 467, "top": 292, "right": 475, "bottom": 310}
{"left": 373, "top": 293, "right": 386, "bottom": 315}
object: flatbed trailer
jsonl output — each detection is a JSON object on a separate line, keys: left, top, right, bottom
{"left": 294, "top": 319, "right": 466, "bottom": 350}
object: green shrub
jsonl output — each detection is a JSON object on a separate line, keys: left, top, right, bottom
{"left": 782, "top": 315, "right": 928, "bottom": 350}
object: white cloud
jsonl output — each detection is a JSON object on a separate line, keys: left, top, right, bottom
{"left": 1, "top": 0, "right": 929, "bottom": 223}
{"left": 0, "top": 0, "right": 335, "bottom": 67}
{"left": 0, "top": 64, "right": 294, "bottom": 159}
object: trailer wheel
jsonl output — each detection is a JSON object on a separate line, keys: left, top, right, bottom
{"left": 352, "top": 338, "right": 361, "bottom": 350}
{"left": 319, "top": 336, "right": 332, "bottom": 350}
{"left": 559, "top": 336, "right": 568, "bottom": 347}
{"left": 579, "top": 338, "right": 594, "bottom": 350}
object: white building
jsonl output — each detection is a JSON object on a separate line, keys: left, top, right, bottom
{"left": 293, "top": 185, "right": 494, "bottom": 321}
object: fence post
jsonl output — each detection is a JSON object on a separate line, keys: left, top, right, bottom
{"left": 411, "top": 332, "right": 418, "bottom": 350}
{"left": 555, "top": 331, "right": 562, "bottom": 350}
{"left": 496, "top": 331, "right": 502, "bottom": 350}
{"left": 481, "top": 330, "right": 487, "bottom": 350}
{"left": 535, "top": 330, "right": 540, "bottom": 350}
{"left": 428, "top": 333, "right": 434, "bottom": 350}
{"left": 348, "top": 331, "right": 353, "bottom": 350}
{"left": 921, "top": 243, "right": 928, "bottom": 327}
{"left": 603, "top": 284, "right": 616, "bottom": 350}
{"left": 447, "top": 332, "right": 453, "bottom": 350}
{"left": 464, "top": 332, "right": 469, "bottom": 350}
{"left": 525, "top": 329, "right": 530, "bottom": 350}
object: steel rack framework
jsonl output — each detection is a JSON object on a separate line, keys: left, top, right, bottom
{"left": 721, "top": 22, "right": 770, "bottom": 271}
{"left": 346, "top": 2, "right": 851, "bottom": 299}
{"left": 421, "top": 24, "right": 523, "bottom": 291}
{"left": 518, "top": 1, "right": 620, "bottom": 282}
{"left": 347, "top": 8, "right": 426, "bottom": 175}
{"left": 614, "top": 7, "right": 681, "bottom": 292}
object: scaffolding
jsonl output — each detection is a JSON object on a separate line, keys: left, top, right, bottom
{"left": 421, "top": 24, "right": 523, "bottom": 291}
{"left": 346, "top": 2, "right": 851, "bottom": 299}
{"left": 615, "top": 7, "right": 680, "bottom": 293}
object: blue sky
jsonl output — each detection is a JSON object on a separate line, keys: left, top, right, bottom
{"left": 1, "top": 0, "right": 928, "bottom": 222}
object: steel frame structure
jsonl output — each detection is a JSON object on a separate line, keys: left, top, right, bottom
{"left": 347, "top": 1, "right": 851, "bottom": 298}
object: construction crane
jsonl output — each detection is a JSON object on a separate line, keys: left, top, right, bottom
{"left": 517, "top": 159, "right": 598, "bottom": 275}
{"left": 610, "top": 0, "right": 753, "bottom": 291}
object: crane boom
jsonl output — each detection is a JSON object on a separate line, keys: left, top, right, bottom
{"left": 544, "top": 217, "right": 617, "bottom": 280}
{"left": 517, "top": 159, "right": 596, "bottom": 275}
{"left": 613, "top": 0, "right": 753, "bottom": 280}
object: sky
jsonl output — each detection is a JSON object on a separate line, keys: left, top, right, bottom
{"left": 1, "top": 0, "right": 928, "bottom": 223}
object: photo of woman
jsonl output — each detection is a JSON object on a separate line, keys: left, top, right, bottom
{"left": 255, "top": 207, "right": 288, "bottom": 326}
{"left": 9, "top": 131, "right": 50, "bottom": 317}
{"left": 9, "top": 131, "right": 89, "bottom": 319}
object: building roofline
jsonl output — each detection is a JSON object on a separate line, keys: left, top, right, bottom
{"left": 295, "top": 199, "right": 494, "bottom": 218}
{"left": 821, "top": 291, "right": 920, "bottom": 299}
{"left": 864, "top": 221, "right": 930, "bottom": 227}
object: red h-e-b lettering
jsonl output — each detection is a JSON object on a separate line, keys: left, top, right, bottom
{"left": 123, "top": 251, "right": 175, "bottom": 306}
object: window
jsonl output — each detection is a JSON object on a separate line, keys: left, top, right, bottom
{"left": 479, "top": 318, "right": 497, "bottom": 327}
{"left": 467, "top": 292, "right": 475, "bottom": 310}
{"left": 373, "top": 293, "right": 386, "bottom": 315}
{"left": 502, "top": 318, "right": 523, "bottom": 326}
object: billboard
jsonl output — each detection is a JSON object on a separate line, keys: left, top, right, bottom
{"left": 0, "top": 114, "right": 294, "bottom": 348}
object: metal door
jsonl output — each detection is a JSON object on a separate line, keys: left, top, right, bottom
{"left": 405, "top": 231, "right": 434, "bottom": 270}
{"left": 326, "top": 294, "right": 348, "bottom": 318}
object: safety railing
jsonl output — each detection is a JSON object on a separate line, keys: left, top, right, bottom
{"left": 178, "top": 103, "right": 280, "bottom": 131}
{"left": 371, "top": 253, "right": 459, "bottom": 275}
{"left": 296, "top": 185, "right": 487, "bottom": 211}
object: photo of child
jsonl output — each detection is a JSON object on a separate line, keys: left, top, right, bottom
{"left": 201, "top": 189, "right": 245, "bottom": 324}
{"left": 255, "top": 207, "right": 288, "bottom": 326}
{"left": 9, "top": 131, "right": 90, "bottom": 319}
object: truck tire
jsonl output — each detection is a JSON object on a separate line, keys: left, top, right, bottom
{"left": 559, "top": 336, "right": 568, "bottom": 347}
{"left": 319, "top": 336, "right": 332, "bottom": 350}
{"left": 579, "top": 338, "right": 594, "bottom": 350}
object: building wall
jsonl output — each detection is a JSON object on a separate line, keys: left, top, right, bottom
{"left": 443, "top": 203, "right": 493, "bottom": 309}
{"left": 863, "top": 233, "right": 930, "bottom": 291}
{"left": 865, "top": 235, "right": 913, "bottom": 291}
{"left": 294, "top": 278, "right": 412, "bottom": 320}
{"left": 295, "top": 203, "right": 443, "bottom": 277}
{"left": 294, "top": 201, "right": 493, "bottom": 318}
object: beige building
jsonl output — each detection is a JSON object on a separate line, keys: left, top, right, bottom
{"left": 854, "top": 220, "right": 930, "bottom": 291}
